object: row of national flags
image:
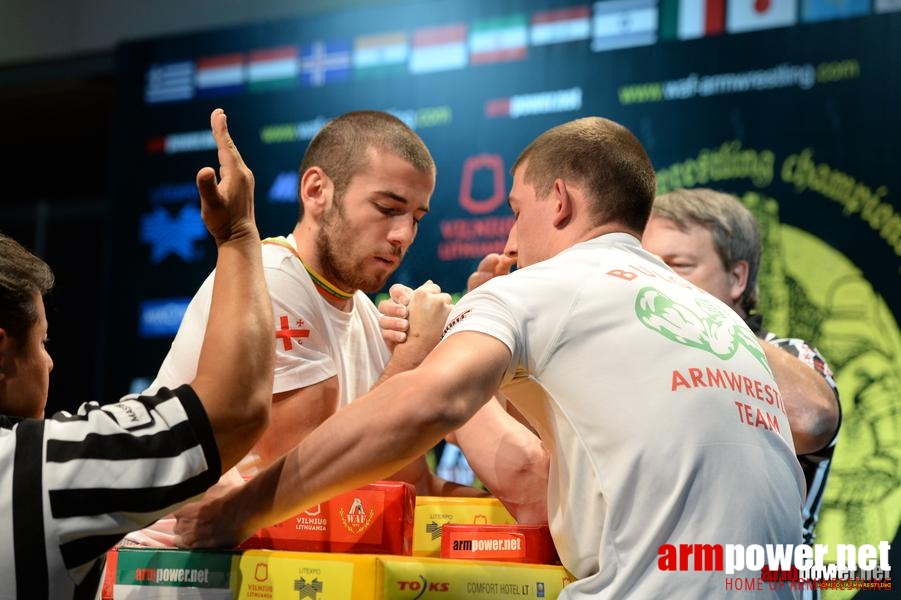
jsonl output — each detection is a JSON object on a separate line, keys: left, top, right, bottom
{"left": 145, "top": 0, "right": 894, "bottom": 104}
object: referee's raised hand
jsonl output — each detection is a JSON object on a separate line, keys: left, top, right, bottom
{"left": 192, "top": 108, "right": 273, "bottom": 473}
{"left": 197, "top": 108, "right": 257, "bottom": 246}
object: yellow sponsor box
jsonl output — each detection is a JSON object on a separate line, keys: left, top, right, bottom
{"left": 377, "top": 554, "right": 574, "bottom": 599}
{"left": 413, "top": 496, "right": 516, "bottom": 557}
{"left": 235, "top": 550, "right": 378, "bottom": 599}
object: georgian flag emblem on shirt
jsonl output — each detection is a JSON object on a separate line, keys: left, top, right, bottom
{"left": 275, "top": 314, "right": 310, "bottom": 350}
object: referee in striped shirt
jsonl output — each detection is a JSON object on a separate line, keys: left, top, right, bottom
{"left": 0, "top": 108, "right": 274, "bottom": 599}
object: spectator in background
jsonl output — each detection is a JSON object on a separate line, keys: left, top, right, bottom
{"left": 643, "top": 187, "right": 840, "bottom": 554}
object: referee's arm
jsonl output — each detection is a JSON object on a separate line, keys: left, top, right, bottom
{"left": 187, "top": 108, "right": 274, "bottom": 473}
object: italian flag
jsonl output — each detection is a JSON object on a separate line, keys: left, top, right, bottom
{"left": 660, "top": 0, "right": 725, "bottom": 40}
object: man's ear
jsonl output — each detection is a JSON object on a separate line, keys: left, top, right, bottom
{"left": 728, "top": 260, "right": 750, "bottom": 306}
{"left": 552, "top": 178, "right": 572, "bottom": 228}
{"left": 299, "top": 167, "right": 334, "bottom": 217}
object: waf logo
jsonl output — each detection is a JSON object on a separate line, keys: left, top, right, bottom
{"left": 398, "top": 575, "right": 450, "bottom": 599}
{"left": 294, "top": 577, "right": 323, "bottom": 599}
{"left": 339, "top": 496, "right": 376, "bottom": 535}
{"left": 275, "top": 315, "right": 310, "bottom": 350}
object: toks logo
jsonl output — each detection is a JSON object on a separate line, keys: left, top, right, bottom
{"left": 398, "top": 575, "right": 451, "bottom": 599}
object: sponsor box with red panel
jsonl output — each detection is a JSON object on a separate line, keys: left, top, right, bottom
{"left": 240, "top": 480, "right": 415, "bottom": 555}
{"left": 100, "top": 549, "right": 117, "bottom": 600}
{"left": 440, "top": 523, "right": 560, "bottom": 564}
{"left": 413, "top": 496, "right": 516, "bottom": 556}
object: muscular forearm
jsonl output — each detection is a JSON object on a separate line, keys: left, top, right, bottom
{"left": 194, "top": 236, "right": 274, "bottom": 470}
{"left": 231, "top": 368, "right": 477, "bottom": 538}
{"left": 189, "top": 109, "right": 274, "bottom": 473}
{"left": 452, "top": 398, "right": 549, "bottom": 523}
{"left": 762, "top": 342, "right": 839, "bottom": 454}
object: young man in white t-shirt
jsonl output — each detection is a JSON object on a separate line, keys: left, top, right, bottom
{"left": 127, "top": 111, "right": 483, "bottom": 547}
{"left": 174, "top": 117, "right": 805, "bottom": 599}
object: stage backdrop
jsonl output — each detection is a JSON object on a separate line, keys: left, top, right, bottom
{"left": 109, "top": 1, "right": 899, "bottom": 593}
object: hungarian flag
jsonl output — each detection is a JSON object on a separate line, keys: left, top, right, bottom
{"left": 247, "top": 46, "right": 299, "bottom": 92}
{"left": 409, "top": 23, "right": 468, "bottom": 74}
{"left": 469, "top": 14, "right": 528, "bottom": 64}
{"left": 660, "top": 0, "right": 725, "bottom": 40}
{"left": 726, "top": 0, "right": 798, "bottom": 33}
{"left": 530, "top": 5, "right": 592, "bottom": 46}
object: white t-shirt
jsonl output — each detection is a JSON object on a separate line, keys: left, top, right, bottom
{"left": 443, "top": 233, "right": 804, "bottom": 599}
{"left": 148, "top": 234, "right": 391, "bottom": 408}
{"left": 126, "top": 235, "right": 392, "bottom": 547}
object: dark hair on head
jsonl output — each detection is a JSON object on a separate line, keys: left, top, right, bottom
{"left": 512, "top": 116, "right": 656, "bottom": 234}
{"left": 297, "top": 111, "right": 436, "bottom": 218}
{"left": 0, "top": 233, "right": 55, "bottom": 342}
{"left": 652, "top": 188, "right": 761, "bottom": 314}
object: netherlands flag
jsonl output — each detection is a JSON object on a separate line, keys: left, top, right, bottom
{"left": 195, "top": 53, "right": 245, "bottom": 97}
{"left": 409, "top": 24, "right": 468, "bottom": 74}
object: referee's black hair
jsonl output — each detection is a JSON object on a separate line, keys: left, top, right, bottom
{"left": 0, "top": 232, "right": 55, "bottom": 343}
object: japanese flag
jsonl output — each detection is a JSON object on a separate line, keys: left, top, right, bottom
{"left": 727, "top": 0, "right": 798, "bottom": 33}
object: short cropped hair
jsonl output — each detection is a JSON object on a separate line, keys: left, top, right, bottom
{"left": 0, "top": 233, "right": 55, "bottom": 342}
{"left": 512, "top": 116, "right": 656, "bottom": 234}
{"left": 298, "top": 111, "right": 435, "bottom": 217}
{"left": 652, "top": 188, "right": 761, "bottom": 314}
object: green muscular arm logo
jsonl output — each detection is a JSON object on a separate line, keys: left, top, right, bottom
{"left": 635, "top": 287, "right": 772, "bottom": 376}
